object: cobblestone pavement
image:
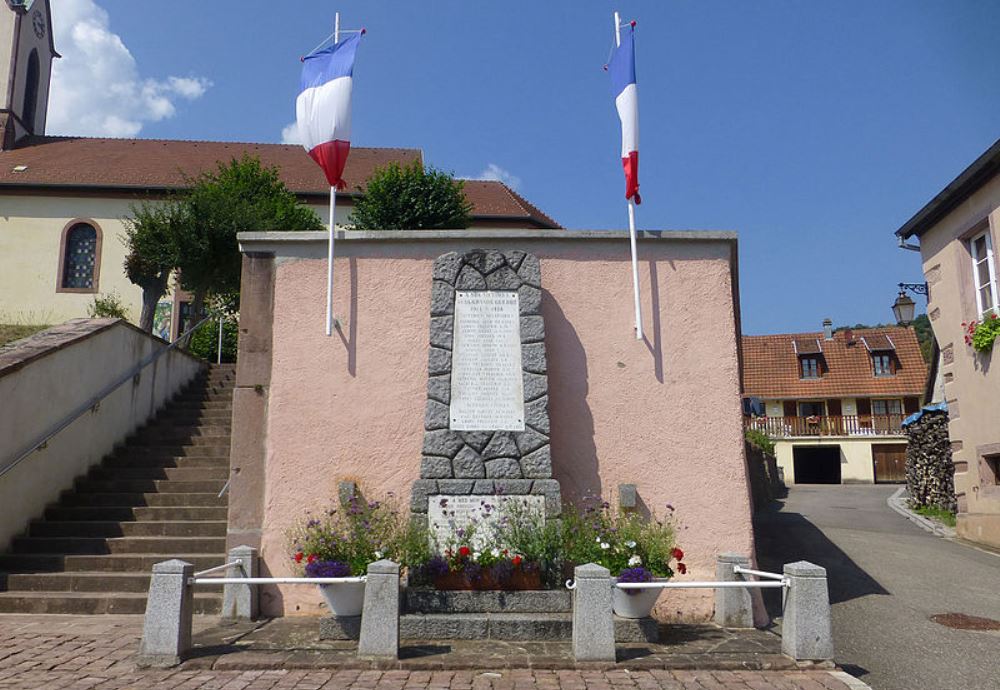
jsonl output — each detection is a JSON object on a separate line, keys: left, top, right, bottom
{"left": 0, "top": 615, "right": 869, "bottom": 690}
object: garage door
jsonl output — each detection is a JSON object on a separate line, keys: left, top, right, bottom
{"left": 793, "top": 446, "right": 842, "bottom": 484}
{"left": 873, "top": 444, "right": 907, "bottom": 483}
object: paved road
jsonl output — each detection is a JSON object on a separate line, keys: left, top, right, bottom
{"left": 755, "top": 485, "right": 1000, "bottom": 690}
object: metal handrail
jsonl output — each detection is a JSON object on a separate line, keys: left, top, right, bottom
{"left": 190, "top": 576, "right": 367, "bottom": 586}
{"left": 1, "top": 315, "right": 216, "bottom": 478}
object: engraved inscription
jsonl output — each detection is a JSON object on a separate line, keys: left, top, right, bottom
{"left": 450, "top": 291, "right": 525, "bottom": 431}
{"left": 428, "top": 494, "right": 545, "bottom": 551}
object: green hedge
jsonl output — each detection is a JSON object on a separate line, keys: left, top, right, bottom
{"left": 187, "top": 318, "right": 238, "bottom": 363}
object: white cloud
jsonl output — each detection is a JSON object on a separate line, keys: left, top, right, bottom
{"left": 47, "top": 0, "right": 211, "bottom": 137}
{"left": 280, "top": 121, "right": 301, "bottom": 145}
{"left": 474, "top": 163, "right": 522, "bottom": 190}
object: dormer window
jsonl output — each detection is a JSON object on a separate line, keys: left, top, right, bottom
{"left": 873, "top": 353, "right": 894, "bottom": 377}
{"left": 801, "top": 357, "right": 820, "bottom": 379}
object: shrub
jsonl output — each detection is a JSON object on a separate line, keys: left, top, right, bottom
{"left": 348, "top": 161, "right": 473, "bottom": 230}
{"left": 963, "top": 313, "right": 1000, "bottom": 353}
{"left": 88, "top": 292, "right": 129, "bottom": 320}
{"left": 745, "top": 428, "right": 775, "bottom": 457}
{"left": 187, "top": 317, "right": 238, "bottom": 362}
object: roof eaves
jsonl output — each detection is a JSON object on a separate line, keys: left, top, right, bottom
{"left": 895, "top": 138, "right": 1000, "bottom": 240}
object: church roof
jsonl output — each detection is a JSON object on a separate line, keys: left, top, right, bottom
{"left": 0, "top": 135, "right": 560, "bottom": 228}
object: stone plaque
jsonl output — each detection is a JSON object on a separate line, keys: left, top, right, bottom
{"left": 449, "top": 291, "right": 525, "bottom": 431}
{"left": 427, "top": 494, "right": 545, "bottom": 551}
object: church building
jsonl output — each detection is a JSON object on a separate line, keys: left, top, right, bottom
{"left": 0, "top": 0, "right": 559, "bottom": 338}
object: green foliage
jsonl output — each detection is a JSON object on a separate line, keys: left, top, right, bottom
{"left": 560, "top": 499, "right": 681, "bottom": 578}
{"left": 87, "top": 292, "right": 129, "bottom": 319}
{"left": 964, "top": 313, "right": 1000, "bottom": 353}
{"left": 0, "top": 324, "right": 49, "bottom": 347}
{"left": 348, "top": 161, "right": 473, "bottom": 230}
{"left": 186, "top": 317, "right": 238, "bottom": 363}
{"left": 837, "top": 315, "right": 935, "bottom": 363}
{"left": 912, "top": 504, "right": 957, "bottom": 527}
{"left": 745, "top": 428, "right": 776, "bottom": 457}
{"left": 122, "top": 200, "right": 183, "bottom": 289}
{"left": 175, "top": 155, "right": 323, "bottom": 307}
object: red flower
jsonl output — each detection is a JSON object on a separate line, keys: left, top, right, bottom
{"left": 307, "top": 554, "right": 317, "bottom": 564}
{"left": 677, "top": 562, "right": 687, "bottom": 575}
{"left": 512, "top": 555, "right": 523, "bottom": 567}
{"left": 294, "top": 552, "right": 303, "bottom": 563}
{"left": 671, "top": 547, "right": 685, "bottom": 561}
{"left": 458, "top": 546, "right": 471, "bottom": 558}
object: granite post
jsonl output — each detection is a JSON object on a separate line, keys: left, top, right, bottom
{"left": 782, "top": 561, "right": 834, "bottom": 661}
{"left": 221, "top": 545, "right": 258, "bottom": 621}
{"left": 357, "top": 559, "right": 400, "bottom": 659}
{"left": 136, "top": 559, "right": 194, "bottom": 668}
{"left": 572, "top": 563, "right": 616, "bottom": 662}
{"left": 714, "top": 553, "right": 753, "bottom": 628}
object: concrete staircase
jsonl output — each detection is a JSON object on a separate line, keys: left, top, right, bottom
{"left": 0, "top": 364, "right": 234, "bottom": 614}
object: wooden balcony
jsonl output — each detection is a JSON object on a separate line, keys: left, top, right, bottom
{"left": 744, "top": 414, "right": 907, "bottom": 438}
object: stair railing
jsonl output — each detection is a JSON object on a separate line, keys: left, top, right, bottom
{"left": 1, "top": 315, "right": 217, "bottom": 479}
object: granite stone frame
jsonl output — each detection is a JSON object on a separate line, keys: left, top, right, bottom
{"left": 412, "top": 249, "right": 561, "bottom": 518}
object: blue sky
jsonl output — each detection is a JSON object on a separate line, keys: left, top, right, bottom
{"left": 47, "top": 1, "right": 1000, "bottom": 334}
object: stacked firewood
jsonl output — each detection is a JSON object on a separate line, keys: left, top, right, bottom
{"left": 904, "top": 410, "right": 957, "bottom": 512}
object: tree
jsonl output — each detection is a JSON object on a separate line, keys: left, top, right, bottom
{"left": 348, "top": 160, "right": 472, "bottom": 230}
{"left": 175, "top": 155, "right": 323, "bottom": 318}
{"left": 122, "top": 201, "right": 183, "bottom": 332}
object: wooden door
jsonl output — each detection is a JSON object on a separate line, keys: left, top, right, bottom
{"left": 872, "top": 444, "right": 907, "bottom": 483}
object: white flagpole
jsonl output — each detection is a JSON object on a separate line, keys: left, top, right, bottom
{"left": 325, "top": 13, "right": 341, "bottom": 337}
{"left": 614, "top": 11, "right": 643, "bottom": 341}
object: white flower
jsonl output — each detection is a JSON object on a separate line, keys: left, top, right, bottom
{"left": 628, "top": 555, "right": 642, "bottom": 567}
{"left": 625, "top": 540, "right": 637, "bottom": 549}
{"left": 473, "top": 551, "right": 481, "bottom": 561}
{"left": 600, "top": 542, "right": 610, "bottom": 550}
{"left": 595, "top": 536, "right": 601, "bottom": 543}
{"left": 490, "top": 548, "right": 501, "bottom": 558}
{"left": 374, "top": 550, "right": 384, "bottom": 559}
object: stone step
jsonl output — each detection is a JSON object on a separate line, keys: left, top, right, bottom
{"left": 58, "top": 491, "right": 226, "bottom": 507}
{"left": 126, "top": 435, "right": 231, "bottom": 448}
{"left": 114, "top": 445, "right": 231, "bottom": 459}
{"left": 174, "top": 393, "right": 233, "bottom": 404}
{"left": 158, "top": 413, "right": 233, "bottom": 426}
{"left": 403, "top": 589, "right": 571, "bottom": 614}
{"left": 28, "top": 521, "right": 227, "bottom": 538}
{"left": 74, "top": 479, "right": 227, "bottom": 494}
{"left": 88, "top": 466, "right": 229, "bottom": 482}
{"left": 4, "top": 571, "right": 154, "bottom": 593}
{"left": 138, "top": 423, "right": 232, "bottom": 437}
{"left": 44, "top": 506, "right": 229, "bottom": 522}
{"left": 393, "top": 613, "right": 657, "bottom": 642}
{"left": 0, "top": 591, "right": 220, "bottom": 615}
{"left": 101, "top": 455, "right": 229, "bottom": 469}
{"left": 0, "top": 553, "right": 223, "bottom": 573}
{"left": 11, "top": 536, "right": 227, "bottom": 555}
{"left": 169, "top": 401, "right": 233, "bottom": 411}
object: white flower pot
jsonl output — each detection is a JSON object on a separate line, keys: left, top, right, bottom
{"left": 612, "top": 579, "right": 662, "bottom": 618}
{"left": 318, "top": 580, "right": 365, "bottom": 617}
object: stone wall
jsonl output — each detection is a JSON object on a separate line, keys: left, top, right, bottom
{"left": 412, "top": 249, "right": 561, "bottom": 519}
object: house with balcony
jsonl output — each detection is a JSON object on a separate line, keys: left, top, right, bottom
{"left": 742, "top": 319, "right": 928, "bottom": 484}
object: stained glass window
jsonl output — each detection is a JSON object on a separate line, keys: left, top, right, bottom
{"left": 61, "top": 224, "right": 97, "bottom": 289}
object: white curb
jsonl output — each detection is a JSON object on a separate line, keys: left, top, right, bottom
{"left": 828, "top": 670, "right": 875, "bottom": 689}
{"left": 886, "top": 487, "right": 956, "bottom": 538}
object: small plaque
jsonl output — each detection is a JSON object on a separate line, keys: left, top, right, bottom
{"left": 428, "top": 494, "right": 545, "bottom": 551}
{"left": 450, "top": 291, "right": 525, "bottom": 431}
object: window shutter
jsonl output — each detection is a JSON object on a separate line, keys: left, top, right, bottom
{"left": 904, "top": 397, "right": 920, "bottom": 414}
{"left": 827, "top": 399, "right": 842, "bottom": 416}
{"left": 857, "top": 398, "right": 872, "bottom": 415}
{"left": 783, "top": 400, "right": 797, "bottom": 417}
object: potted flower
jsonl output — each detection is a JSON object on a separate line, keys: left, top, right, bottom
{"left": 562, "top": 498, "right": 686, "bottom": 618}
{"left": 963, "top": 313, "right": 1000, "bottom": 353}
{"left": 288, "top": 495, "right": 406, "bottom": 616}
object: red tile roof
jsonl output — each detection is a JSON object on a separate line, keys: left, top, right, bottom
{"left": 0, "top": 136, "right": 560, "bottom": 228}
{"left": 742, "top": 327, "right": 928, "bottom": 399}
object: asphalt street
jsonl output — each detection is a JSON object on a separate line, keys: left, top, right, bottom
{"left": 754, "top": 484, "right": 1000, "bottom": 690}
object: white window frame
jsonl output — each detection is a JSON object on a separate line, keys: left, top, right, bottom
{"left": 970, "top": 229, "right": 998, "bottom": 318}
{"left": 871, "top": 399, "right": 902, "bottom": 416}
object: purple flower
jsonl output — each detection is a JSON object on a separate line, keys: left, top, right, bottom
{"left": 304, "top": 560, "right": 352, "bottom": 578}
{"left": 618, "top": 566, "right": 653, "bottom": 596}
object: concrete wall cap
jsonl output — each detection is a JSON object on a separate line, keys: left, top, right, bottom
{"left": 717, "top": 553, "right": 751, "bottom": 564}
{"left": 367, "top": 559, "right": 400, "bottom": 575}
{"left": 784, "top": 561, "right": 827, "bottom": 577}
{"left": 574, "top": 563, "right": 611, "bottom": 579}
{"left": 229, "top": 545, "right": 257, "bottom": 556}
{"left": 152, "top": 559, "right": 193, "bottom": 574}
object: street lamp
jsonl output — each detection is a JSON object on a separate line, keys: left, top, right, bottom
{"left": 892, "top": 282, "right": 928, "bottom": 325}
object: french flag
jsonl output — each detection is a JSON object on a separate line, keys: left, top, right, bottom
{"left": 296, "top": 32, "right": 362, "bottom": 189}
{"left": 609, "top": 24, "right": 640, "bottom": 204}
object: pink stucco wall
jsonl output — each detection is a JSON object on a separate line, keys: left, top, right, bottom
{"left": 250, "top": 234, "right": 754, "bottom": 620}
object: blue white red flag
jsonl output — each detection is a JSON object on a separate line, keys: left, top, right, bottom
{"left": 296, "top": 33, "right": 361, "bottom": 189}
{"left": 609, "top": 25, "right": 640, "bottom": 204}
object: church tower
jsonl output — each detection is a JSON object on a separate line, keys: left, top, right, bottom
{"left": 1, "top": 0, "right": 58, "bottom": 150}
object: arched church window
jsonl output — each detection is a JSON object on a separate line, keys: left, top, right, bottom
{"left": 59, "top": 222, "right": 101, "bottom": 291}
{"left": 23, "top": 49, "right": 39, "bottom": 128}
